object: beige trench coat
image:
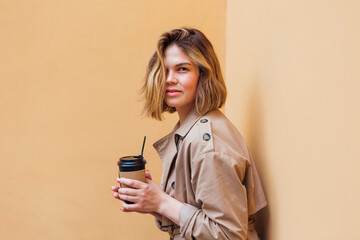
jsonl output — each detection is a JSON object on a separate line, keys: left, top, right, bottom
{"left": 153, "top": 109, "right": 267, "bottom": 240}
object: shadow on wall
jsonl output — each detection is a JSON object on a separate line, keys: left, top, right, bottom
{"left": 244, "top": 77, "right": 271, "bottom": 240}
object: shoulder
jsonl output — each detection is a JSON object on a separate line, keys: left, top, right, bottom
{"left": 184, "top": 110, "right": 251, "bottom": 163}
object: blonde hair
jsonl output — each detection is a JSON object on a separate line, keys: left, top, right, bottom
{"left": 142, "top": 27, "right": 227, "bottom": 120}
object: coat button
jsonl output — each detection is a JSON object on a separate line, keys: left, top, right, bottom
{"left": 171, "top": 181, "right": 175, "bottom": 189}
{"left": 200, "top": 119, "right": 208, "bottom": 123}
{"left": 203, "top": 133, "right": 211, "bottom": 141}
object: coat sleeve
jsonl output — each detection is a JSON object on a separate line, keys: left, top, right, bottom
{"left": 179, "top": 152, "right": 249, "bottom": 240}
{"left": 154, "top": 217, "right": 169, "bottom": 232}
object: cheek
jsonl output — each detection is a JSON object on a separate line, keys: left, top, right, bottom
{"left": 183, "top": 74, "right": 199, "bottom": 93}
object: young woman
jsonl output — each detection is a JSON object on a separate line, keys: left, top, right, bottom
{"left": 111, "top": 27, "right": 267, "bottom": 240}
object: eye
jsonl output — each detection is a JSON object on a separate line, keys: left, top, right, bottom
{"left": 178, "top": 67, "right": 188, "bottom": 72}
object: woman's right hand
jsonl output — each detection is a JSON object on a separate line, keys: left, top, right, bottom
{"left": 111, "top": 170, "right": 167, "bottom": 220}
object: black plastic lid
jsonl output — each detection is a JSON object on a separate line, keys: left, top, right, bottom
{"left": 117, "top": 155, "right": 146, "bottom": 172}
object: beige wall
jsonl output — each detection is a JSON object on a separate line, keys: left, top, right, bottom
{"left": 3, "top": 0, "right": 359, "bottom": 239}
{"left": 226, "top": 0, "right": 360, "bottom": 239}
{"left": 0, "top": 1, "right": 225, "bottom": 239}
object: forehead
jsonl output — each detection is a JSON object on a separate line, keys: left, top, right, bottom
{"left": 164, "top": 44, "right": 194, "bottom": 66}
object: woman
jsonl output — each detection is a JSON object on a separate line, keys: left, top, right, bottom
{"left": 111, "top": 27, "right": 267, "bottom": 240}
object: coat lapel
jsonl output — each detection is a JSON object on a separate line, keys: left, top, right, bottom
{"left": 153, "top": 108, "right": 203, "bottom": 190}
{"left": 153, "top": 130, "right": 178, "bottom": 190}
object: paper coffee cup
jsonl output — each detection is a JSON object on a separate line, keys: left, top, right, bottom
{"left": 117, "top": 155, "right": 146, "bottom": 204}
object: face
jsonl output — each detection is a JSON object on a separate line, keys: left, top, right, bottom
{"left": 164, "top": 44, "right": 199, "bottom": 115}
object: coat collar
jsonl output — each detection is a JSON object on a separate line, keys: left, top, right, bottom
{"left": 153, "top": 108, "right": 203, "bottom": 189}
{"left": 174, "top": 108, "right": 202, "bottom": 139}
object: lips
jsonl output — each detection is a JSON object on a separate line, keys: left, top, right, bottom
{"left": 166, "top": 88, "right": 182, "bottom": 96}
{"left": 166, "top": 88, "right": 181, "bottom": 93}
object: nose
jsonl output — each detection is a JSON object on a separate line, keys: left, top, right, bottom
{"left": 166, "top": 70, "right": 177, "bottom": 84}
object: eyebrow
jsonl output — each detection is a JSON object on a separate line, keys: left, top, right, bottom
{"left": 175, "top": 62, "right": 192, "bottom": 67}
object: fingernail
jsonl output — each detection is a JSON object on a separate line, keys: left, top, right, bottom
{"left": 113, "top": 192, "right": 118, "bottom": 197}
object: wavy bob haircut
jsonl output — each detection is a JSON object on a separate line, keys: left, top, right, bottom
{"left": 142, "top": 27, "right": 227, "bottom": 120}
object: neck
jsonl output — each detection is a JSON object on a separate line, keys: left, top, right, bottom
{"left": 177, "top": 104, "right": 195, "bottom": 126}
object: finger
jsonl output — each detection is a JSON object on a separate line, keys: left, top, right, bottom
{"left": 121, "top": 207, "right": 131, "bottom": 212}
{"left": 145, "top": 177, "right": 152, "bottom": 184}
{"left": 111, "top": 186, "right": 120, "bottom": 192}
{"left": 120, "top": 203, "right": 132, "bottom": 212}
{"left": 113, "top": 192, "right": 121, "bottom": 199}
{"left": 118, "top": 187, "right": 139, "bottom": 196}
{"left": 117, "top": 178, "right": 146, "bottom": 189}
{"left": 121, "top": 201, "right": 139, "bottom": 212}
{"left": 118, "top": 194, "right": 138, "bottom": 203}
{"left": 145, "top": 170, "right": 152, "bottom": 180}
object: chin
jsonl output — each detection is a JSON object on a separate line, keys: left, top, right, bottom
{"left": 165, "top": 101, "right": 180, "bottom": 108}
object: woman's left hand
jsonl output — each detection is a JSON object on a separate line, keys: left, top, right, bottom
{"left": 111, "top": 171, "right": 166, "bottom": 214}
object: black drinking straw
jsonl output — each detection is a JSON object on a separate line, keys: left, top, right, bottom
{"left": 140, "top": 136, "right": 146, "bottom": 156}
